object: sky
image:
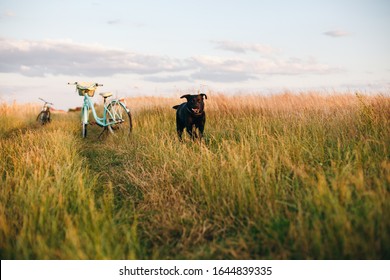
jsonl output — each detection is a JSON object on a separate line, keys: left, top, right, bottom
{"left": 0, "top": 0, "right": 389, "bottom": 110}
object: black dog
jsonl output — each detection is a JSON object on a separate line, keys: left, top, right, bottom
{"left": 173, "top": 94, "right": 207, "bottom": 140}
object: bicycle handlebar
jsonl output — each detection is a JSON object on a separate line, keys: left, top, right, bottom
{"left": 68, "top": 82, "right": 103, "bottom": 87}
{"left": 39, "top": 97, "right": 53, "bottom": 105}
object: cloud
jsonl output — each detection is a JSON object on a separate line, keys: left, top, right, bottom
{"left": 0, "top": 38, "right": 342, "bottom": 83}
{"left": 339, "top": 80, "right": 390, "bottom": 90}
{"left": 259, "top": 57, "right": 342, "bottom": 75}
{"left": 191, "top": 55, "right": 250, "bottom": 73}
{"left": 189, "top": 55, "right": 341, "bottom": 82}
{"left": 187, "top": 55, "right": 255, "bottom": 82}
{"left": 0, "top": 38, "right": 190, "bottom": 77}
{"left": 191, "top": 70, "right": 256, "bottom": 83}
{"left": 107, "top": 19, "right": 121, "bottom": 25}
{"left": 1, "top": 10, "right": 15, "bottom": 18}
{"left": 144, "top": 75, "right": 192, "bottom": 83}
{"left": 213, "top": 40, "right": 279, "bottom": 54}
{"left": 323, "top": 30, "right": 350, "bottom": 37}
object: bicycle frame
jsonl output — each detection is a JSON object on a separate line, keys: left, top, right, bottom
{"left": 42, "top": 103, "right": 50, "bottom": 112}
{"left": 81, "top": 93, "right": 118, "bottom": 127}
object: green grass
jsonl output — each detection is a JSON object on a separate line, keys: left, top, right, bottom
{"left": 1, "top": 92, "right": 389, "bottom": 259}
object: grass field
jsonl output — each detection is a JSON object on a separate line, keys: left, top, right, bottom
{"left": 1, "top": 92, "right": 389, "bottom": 259}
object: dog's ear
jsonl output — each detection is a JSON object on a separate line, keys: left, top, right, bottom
{"left": 200, "top": 93, "right": 208, "bottom": 100}
{"left": 180, "top": 94, "right": 191, "bottom": 100}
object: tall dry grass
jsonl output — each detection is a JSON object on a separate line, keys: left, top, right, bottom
{"left": 0, "top": 102, "right": 39, "bottom": 136}
{"left": 81, "top": 92, "right": 390, "bottom": 259}
{"left": 0, "top": 103, "right": 138, "bottom": 259}
{"left": 1, "top": 92, "right": 389, "bottom": 259}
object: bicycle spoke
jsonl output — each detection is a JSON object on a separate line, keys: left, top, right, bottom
{"left": 106, "top": 101, "right": 132, "bottom": 137}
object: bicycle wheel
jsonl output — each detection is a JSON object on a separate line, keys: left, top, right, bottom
{"left": 81, "top": 106, "right": 88, "bottom": 138}
{"left": 36, "top": 112, "right": 43, "bottom": 124}
{"left": 37, "top": 111, "right": 49, "bottom": 125}
{"left": 106, "top": 101, "right": 132, "bottom": 137}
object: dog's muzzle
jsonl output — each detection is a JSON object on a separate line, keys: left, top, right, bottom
{"left": 186, "top": 105, "right": 203, "bottom": 115}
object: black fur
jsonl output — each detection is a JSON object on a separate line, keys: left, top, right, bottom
{"left": 172, "top": 94, "right": 207, "bottom": 140}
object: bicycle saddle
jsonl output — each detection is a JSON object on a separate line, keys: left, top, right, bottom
{"left": 99, "top": 92, "right": 113, "bottom": 98}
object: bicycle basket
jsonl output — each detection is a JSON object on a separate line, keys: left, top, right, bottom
{"left": 78, "top": 88, "right": 96, "bottom": 97}
{"left": 76, "top": 83, "right": 97, "bottom": 97}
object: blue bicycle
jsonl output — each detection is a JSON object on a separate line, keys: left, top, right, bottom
{"left": 68, "top": 82, "right": 132, "bottom": 138}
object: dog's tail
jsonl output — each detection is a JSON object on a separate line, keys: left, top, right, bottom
{"left": 172, "top": 105, "right": 179, "bottom": 110}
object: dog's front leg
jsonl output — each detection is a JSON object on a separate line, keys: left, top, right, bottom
{"left": 198, "top": 116, "right": 205, "bottom": 140}
{"left": 187, "top": 125, "right": 196, "bottom": 140}
{"left": 198, "top": 125, "right": 204, "bottom": 139}
{"left": 177, "top": 129, "right": 184, "bottom": 141}
{"left": 176, "top": 119, "right": 185, "bottom": 141}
